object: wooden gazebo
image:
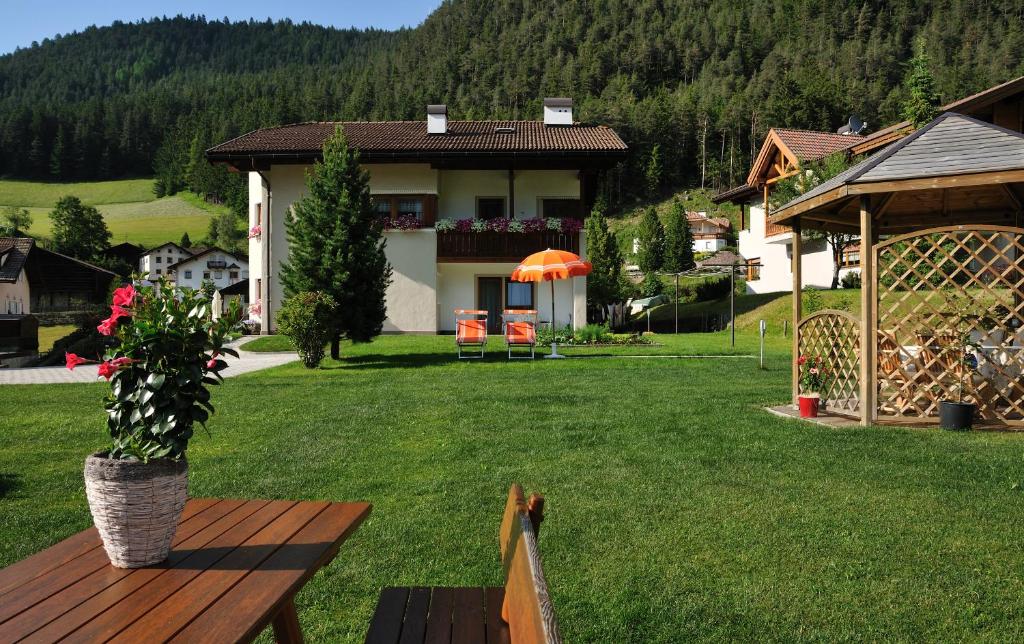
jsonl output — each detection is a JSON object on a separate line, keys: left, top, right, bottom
{"left": 771, "top": 113, "right": 1024, "bottom": 427}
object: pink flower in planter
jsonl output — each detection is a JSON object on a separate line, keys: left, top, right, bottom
{"left": 97, "top": 361, "right": 117, "bottom": 380}
{"left": 111, "top": 284, "right": 136, "bottom": 308}
{"left": 65, "top": 352, "right": 89, "bottom": 370}
{"left": 249, "top": 299, "right": 262, "bottom": 316}
{"left": 560, "top": 218, "right": 584, "bottom": 234}
{"left": 96, "top": 317, "right": 118, "bottom": 336}
{"left": 206, "top": 351, "right": 220, "bottom": 369}
{"left": 248, "top": 224, "right": 263, "bottom": 239}
{"left": 454, "top": 218, "right": 474, "bottom": 233}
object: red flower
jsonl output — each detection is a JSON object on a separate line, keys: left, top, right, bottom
{"left": 110, "top": 357, "right": 134, "bottom": 368}
{"left": 206, "top": 351, "right": 219, "bottom": 370}
{"left": 97, "top": 317, "right": 117, "bottom": 336}
{"left": 65, "top": 352, "right": 88, "bottom": 370}
{"left": 109, "top": 305, "right": 131, "bottom": 321}
{"left": 111, "top": 284, "right": 136, "bottom": 308}
{"left": 97, "top": 361, "right": 117, "bottom": 380}
{"left": 798, "top": 356, "right": 807, "bottom": 365}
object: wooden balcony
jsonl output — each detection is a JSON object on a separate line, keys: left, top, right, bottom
{"left": 437, "top": 230, "right": 580, "bottom": 262}
{"left": 765, "top": 221, "right": 791, "bottom": 238}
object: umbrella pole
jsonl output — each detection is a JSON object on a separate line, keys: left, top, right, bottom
{"left": 545, "top": 278, "right": 564, "bottom": 359}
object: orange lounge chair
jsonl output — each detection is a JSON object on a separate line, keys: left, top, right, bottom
{"left": 503, "top": 309, "right": 538, "bottom": 359}
{"left": 455, "top": 309, "right": 488, "bottom": 359}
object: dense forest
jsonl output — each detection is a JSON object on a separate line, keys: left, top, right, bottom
{"left": 1, "top": 0, "right": 1023, "bottom": 211}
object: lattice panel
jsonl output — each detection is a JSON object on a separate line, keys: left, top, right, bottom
{"left": 876, "top": 226, "right": 1024, "bottom": 421}
{"left": 798, "top": 310, "right": 861, "bottom": 413}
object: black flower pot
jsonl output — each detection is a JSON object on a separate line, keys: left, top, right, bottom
{"left": 939, "top": 401, "right": 975, "bottom": 431}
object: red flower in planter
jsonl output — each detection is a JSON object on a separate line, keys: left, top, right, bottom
{"left": 97, "top": 360, "right": 118, "bottom": 380}
{"left": 65, "top": 352, "right": 89, "bottom": 370}
{"left": 112, "top": 284, "right": 136, "bottom": 308}
{"left": 97, "top": 317, "right": 118, "bottom": 336}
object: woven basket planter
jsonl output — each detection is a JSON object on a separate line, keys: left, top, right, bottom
{"left": 84, "top": 453, "right": 188, "bottom": 568}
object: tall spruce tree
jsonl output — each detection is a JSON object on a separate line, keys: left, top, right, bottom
{"left": 279, "top": 127, "right": 391, "bottom": 359}
{"left": 636, "top": 207, "right": 665, "bottom": 274}
{"left": 663, "top": 199, "right": 695, "bottom": 273}
{"left": 583, "top": 201, "right": 624, "bottom": 322}
{"left": 902, "top": 37, "right": 940, "bottom": 128}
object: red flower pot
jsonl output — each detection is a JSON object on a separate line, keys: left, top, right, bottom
{"left": 798, "top": 394, "right": 820, "bottom": 418}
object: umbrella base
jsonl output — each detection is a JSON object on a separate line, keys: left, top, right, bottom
{"left": 544, "top": 342, "right": 566, "bottom": 359}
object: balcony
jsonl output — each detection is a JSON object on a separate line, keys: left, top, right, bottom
{"left": 207, "top": 260, "right": 228, "bottom": 269}
{"left": 437, "top": 230, "right": 580, "bottom": 262}
{"left": 765, "top": 221, "right": 791, "bottom": 238}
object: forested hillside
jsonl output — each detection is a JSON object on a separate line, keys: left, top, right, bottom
{"left": 2, "top": 1, "right": 1023, "bottom": 210}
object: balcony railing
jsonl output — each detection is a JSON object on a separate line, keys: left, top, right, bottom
{"left": 437, "top": 230, "right": 580, "bottom": 262}
{"left": 765, "top": 221, "right": 791, "bottom": 238}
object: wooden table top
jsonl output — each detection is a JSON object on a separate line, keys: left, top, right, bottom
{"left": 0, "top": 498, "right": 371, "bottom": 643}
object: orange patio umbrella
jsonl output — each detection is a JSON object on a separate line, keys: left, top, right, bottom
{"left": 510, "top": 248, "right": 592, "bottom": 359}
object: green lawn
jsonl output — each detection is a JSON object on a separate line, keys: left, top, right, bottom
{"left": 3, "top": 332, "right": 1024, "bottom": 641}
{"left": 1, "top": 179, "right": 224, "bottom": 248}
{"left": 36, "top": 324, "right": 77, "bottom": 353}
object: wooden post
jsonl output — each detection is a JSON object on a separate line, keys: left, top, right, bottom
{"left": 859, "top": 196, "right": 876, "bottom": 427}
{"left": 791, "top": 218, "right": 802, "bottom": 407}
{"left": 508, "top": 168, "right": 515, "bottom": 218}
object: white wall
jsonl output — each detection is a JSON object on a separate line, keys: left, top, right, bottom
{"left": 738, "top": 201, "right": 857, "bottom": 293}
{"left": 139, "top": 243, "right": 189, "bottom": 281}
{"left": 513, "top": 170, "right": 580, "bottom": 219}
{"left": 695, "top": 238, "right": 727, "bottom": 252}
{"left": 438, "top": 170, "right": 509, "bottom": 219}
{"left": 173, "top": 252, "right": 248, "bottom": 291}
{"left": 367, "top": 164, "right": 438, "bottom": 194}
{"left": 249, "top": 171, "right": 266, "bottom": 326}
{"left": 382, "top": 229, "right": 437, "bottom": 333}
{"left": 1, "top": 269, "right": 30, "bottom": 314}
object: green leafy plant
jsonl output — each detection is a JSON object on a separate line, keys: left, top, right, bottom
{"left": 66, "top": 280, "right": 241, "bottom": 461}
{"left": 840, "top": 271, "right": 861, "bottom": 289}
{"left": 537, "top": 324, "right": 574, "bottom": 345}
{"left": 937, "top": 296, "right": 983, "bottom": 404}
{"left": 797, "top": 355, "right": 829, "bottom": 394}
{"left": 277, "top": 291, "right": 338, "bottom": 369}
{"left": 575, "top": 323, "right": 612, "bottom": 344}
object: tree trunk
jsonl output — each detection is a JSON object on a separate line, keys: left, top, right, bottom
{"left": 831, "top": 243, "right": 842, "bottom": 289}
{"left": 330, "top": 334, "right": 341, "bottom": 360}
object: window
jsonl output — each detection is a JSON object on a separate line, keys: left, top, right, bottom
{"left": 841, "top": 246, "right": 861, "bottom": 267}
{"left": 505, "top": 280, "right": 534, "bottom": 310}
{"left": 156, "top": 256, "right": 162, "bottom": 264}
{"left": 540, "top": 198, "right": 582, "bottom": 218}
{"left": 184, "top": 270, "right": 192, "bottom": 279}
{"left": 746, "top": 258, "right": 761, "bottom": 281}
{"left": 372, "top": 195, "right": 427, "bottom": 223}
{"left": 476, "top": 197, "right": 505, "bottom": 220}
{"left": 155, "top": 269, "right": 162, "bottom": 275}
{"left": 203, "top": 271, "right": 211, "bottom": 279}
{"left": 255, "top": 202, "right": 262, "bottom": 225}
{"left": 214, "top": 271, "right": 223, "bottom": 279}
{"left": 229, "top": 271, "right": 239, "bottom": 279}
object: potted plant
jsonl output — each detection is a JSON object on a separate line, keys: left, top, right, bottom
{"left": 66, "top": 279, "right": 239, "bottom": 567}
{"left": 797, "top": 355, "right": 828, "bottom": 418}
{"left": 936, "top": 297, "right": 982, "bottom": 431}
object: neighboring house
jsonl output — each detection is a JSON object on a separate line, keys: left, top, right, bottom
{"left": 168, "top": 247, "right": 248, "bottom": 291}
{"left": 714, "top": 73, "right": 1024, "bottom": 293}
{"left": 138, "top": 242, "right": 194, "bottom": 280}
{"left": 218, "top": 278, "right": 249, "bottom": 316}
{"left": 102, "top": 242, "right": 145, "bottom": 274}
{"left": 688, "top": 212, "right": 731, "bottom": 252}
{"left": 206, "top": 99, "right": 628, "bottom": 334}
{"left": 0, "top": 237, "right": 116, "bottom": 313}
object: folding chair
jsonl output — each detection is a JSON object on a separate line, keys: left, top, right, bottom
{"left": 455, "top": 309, "right": 488, "bottom": 359}
{"left": 503, "top": 309, "right": 538, "bottom": 360}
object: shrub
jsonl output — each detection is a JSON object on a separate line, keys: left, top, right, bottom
{"left": 575, "top": 323, "right": 611, "bottom": 344}
{"left": 840, "top": 271, "right": 862, "bottom": 289}
{"left": 803, "top": 288, "right": 825, "bottom": 314}
{"left": 65, "top": 281, "right": 241, "bottom": 461}
{"left": 277, "top": 291, "right": 338, "bottom": 368}
{"left": 537, "top": 324, "right": 574, "bottom": 345}
{"left": 640, "top": 272, "right": 664, "bottom": 297}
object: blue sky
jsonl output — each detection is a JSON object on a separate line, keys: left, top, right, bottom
{"left": 0, "top": 1, "right": 442, "bottom": 55}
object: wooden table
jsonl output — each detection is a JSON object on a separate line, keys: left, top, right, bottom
{"left": 0, "top": 498, "right": 371, "bottom": 643}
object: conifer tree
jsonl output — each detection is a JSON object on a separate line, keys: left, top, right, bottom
{"left": 636, "top": 207, "right": 665, "bottom": 274}
{"left": 280, "top": 127, "right": 391, "bottom": 359}
{"left": 902, "top": 37, "right": 940, "bottom": 128}
{"left": 663, "top": 199, "right": 695, "bottom": 273}
{"left": 583, "top": 201, "right": 624, "bottom": 322}
{"left": 180, "top": 232, "right": 192, "bottom": 248}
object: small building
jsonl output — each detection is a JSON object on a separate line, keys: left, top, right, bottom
{"left": 101, "top": 242, "right": 145, "bottom": 276}
{"left": 138, "top": 242, "right": 193, "bottom": 281}
{"left": 687, "top": 212, "right": 731, "bottom": 252}
{"left": 206, "top": 99, "right": 628, "bottom": 334}
{"left": 0, "top": 237, "right": 115, "bottom": 314}
{"left": 168, "top": 247, "right": 248, "bottom": 291}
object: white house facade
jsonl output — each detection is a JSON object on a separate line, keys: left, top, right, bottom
{"left": 688, "top": 212, "right": 731, "bottom": 253}
{"left": 138, "top": 242, "right": 191, "bottom": 281}
{"left": 167, "top": 247, "right": 248, "bottom": 291}
{"left": 207, "top": 100, "right": 627, "bottom": 334}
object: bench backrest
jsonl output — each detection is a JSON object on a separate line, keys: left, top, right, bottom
{"left": 498, "top": 484, "right": 561, "bottom": 644}
{"left": 506, "top": 321, "right": 536, "bottom": 344}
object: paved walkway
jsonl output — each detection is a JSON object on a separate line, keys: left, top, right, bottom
{"left": 0, "top": 338, "right": 297, "bottom": 385}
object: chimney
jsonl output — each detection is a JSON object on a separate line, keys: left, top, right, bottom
{"left": 427, "top": 104, "right": 447, "bottom": 134}
{"left": 543, "top": 98, "right": 573, "bottom": 126}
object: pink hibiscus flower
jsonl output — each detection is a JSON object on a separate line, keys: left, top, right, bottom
{"left": 111, "top": 284, "right": 136, "bottom": 308}
{"left": 65, "top": 352, "right": 88, "bottom": 370}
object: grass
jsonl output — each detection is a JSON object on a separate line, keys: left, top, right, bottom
{"left": 3, "top": 332, "right": 1024, "bottom": 641}
{"left": 1, "top": 179, "right": 225, "bottom": 248}
{"left": 37, "top": 325, "right": 77, "bottom": 353}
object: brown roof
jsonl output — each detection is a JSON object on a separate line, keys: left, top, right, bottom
{"left": 207, "top": 120, "right": 628, "bottom": 160}
{"left": 686, "top": 212, "right": 731, "bottom": 230}
{"left": 0, "top": 238, "right": 33, "bottom": 283}
{"left": 773, "top": 129, "right": 861, "bottom": 161}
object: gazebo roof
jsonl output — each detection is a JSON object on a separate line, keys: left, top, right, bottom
{"left": 770, "top": 113, "right": 1024, "bottom": 234}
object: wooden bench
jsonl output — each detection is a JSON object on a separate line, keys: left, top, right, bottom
{"left": 365, "top": 485, "right": 561, "bottom": 644}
